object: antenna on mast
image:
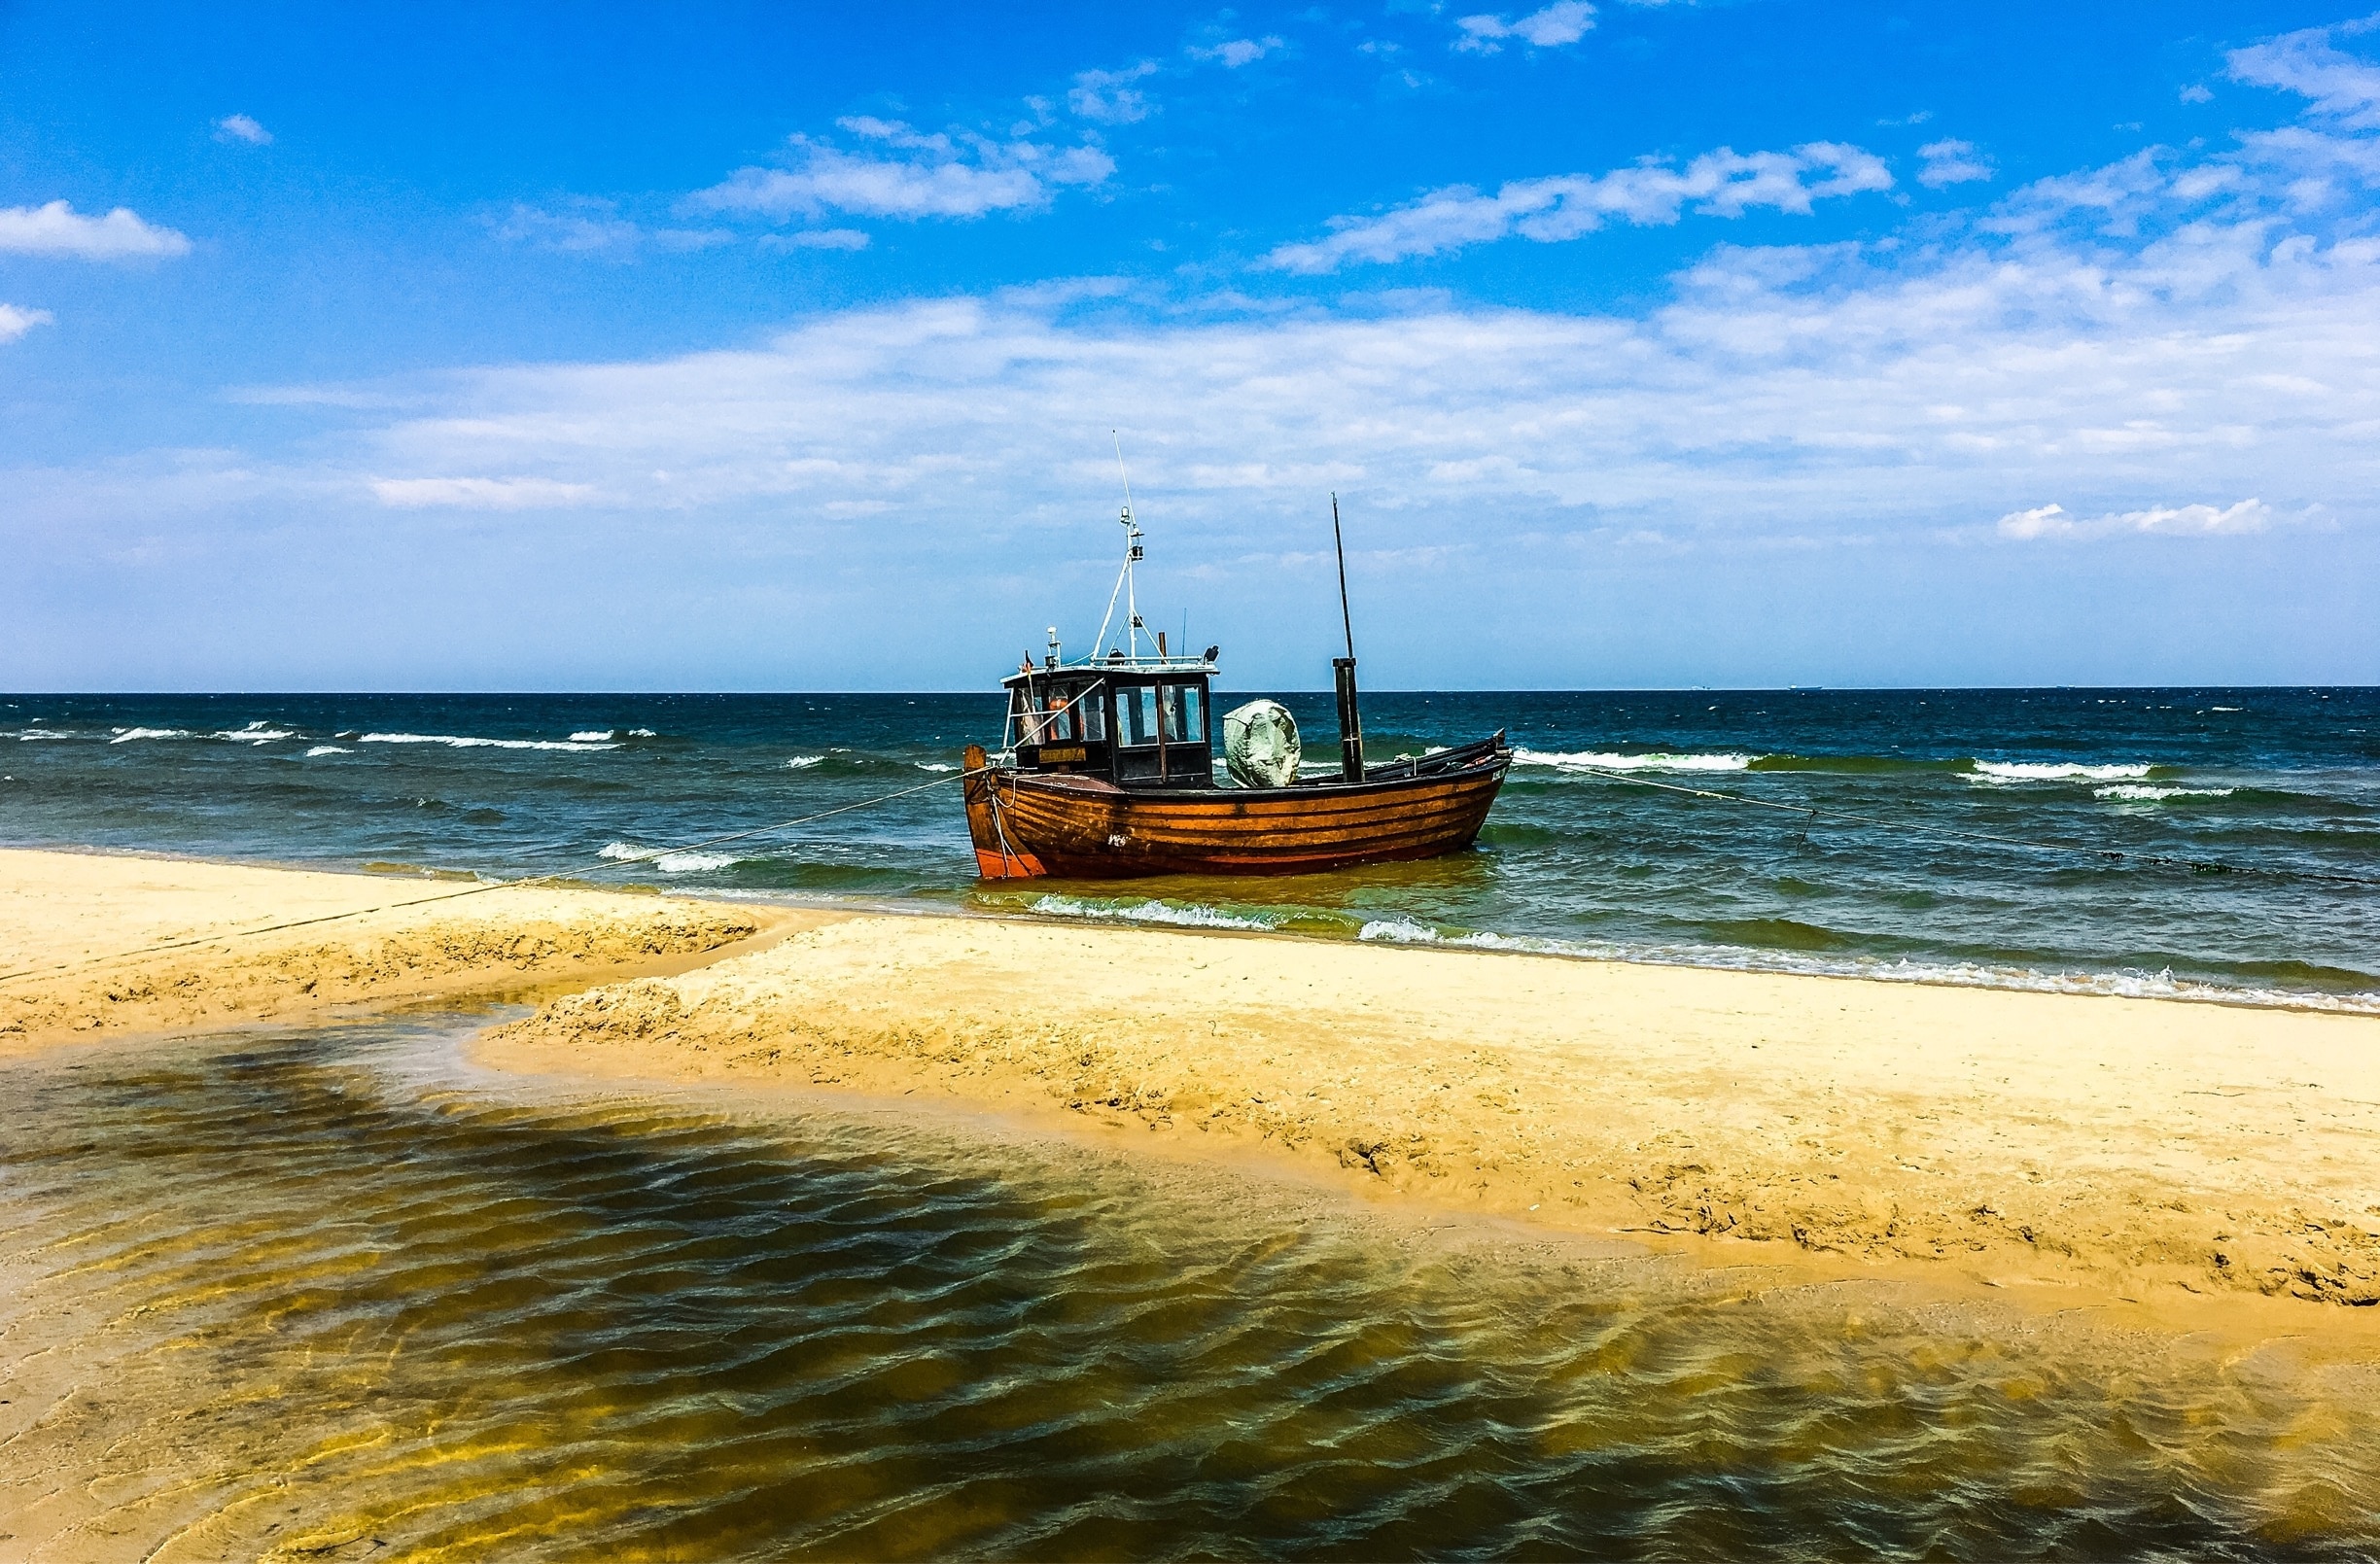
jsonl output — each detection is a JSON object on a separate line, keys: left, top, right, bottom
{"left": 1330, "top": 493, "right": 1364, "bottom": 782}
{"left": 1093, "top": 430, "right": 1146, "bottom": 659}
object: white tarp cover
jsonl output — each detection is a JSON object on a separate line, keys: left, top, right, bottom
{"left": 1222, "top": 699, "right": 1301, "bottom": 787}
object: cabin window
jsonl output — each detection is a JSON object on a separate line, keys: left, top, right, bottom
{"left": 1120, "top": 685, "right": 1160, "bottom": 747}
{"left": 1168, "top": 684, "right": 1204, "bottom": 744}
{"left": 1076, "top": 689, "right": 1106, "bottom": 742}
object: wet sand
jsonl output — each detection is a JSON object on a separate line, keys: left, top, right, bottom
{"left": 7, "top": 848, "right": 2379, "bottom": 1312}
{"left": 0, "top": 848, "right": 808, "bottom": 1053}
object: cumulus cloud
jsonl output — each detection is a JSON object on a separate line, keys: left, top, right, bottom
{"left": 1068, "top": 62, "right": 1158, "bottom": 123}
{"left": 0, "top": 303, "right": 54, "bottom": 342}
{"left": 371, "top": 476, "right": 597, "bottom": 509}
{"left": 1266, "top": 142, "right": 1892, "bottom": 271}
{"left": 1190, "top": 36, "right": 1284, "bottom": 68}
{"left": 1997, "top": 500, "right": 2276, "bottom": 539}
{"left": 215, "top": 114, "right": 272, "bottom": 145}
{"left": 2229, "top": 17, "right": 2380, "bottom": 127}
{"left": 1917, "top": 138, "right": 1995, "bottom": 188}
{"left": 686, "top": 117, "right": 1112, "bottom": 225}
{"left": 0, "top": 200, "right": 191, "bottom": 261}
{"left": 1454, "top": 1, "right": 1595, "bottom": 52}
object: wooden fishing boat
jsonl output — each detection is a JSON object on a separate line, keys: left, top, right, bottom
{"left": 960, "top": 492, "right": 1510, "bottom": 879}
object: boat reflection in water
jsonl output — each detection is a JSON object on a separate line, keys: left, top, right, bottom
{"left": 962, "top": 492, "right": 1510, "bottom": 880}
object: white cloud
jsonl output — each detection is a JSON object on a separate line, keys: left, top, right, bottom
{"left": 371, "top": 476, "right": 597, "bottom": 509}
{"left": 1266, "top": 142, "right": 1892, "bottom": 271}
{"left": 1068, "top": 62, "right": 1158, "bottom": 123}
{"left": 2180, "top": 84, "right": 2214, "bottom": 105}
{"left": 1917, "top": 138, "right": 1994, "bottom": 188}
{"left": 215, "top": 114, "right": 272, "bottom": 145}
{"left": 0, "top": 303, "right": 54, "bottom": 342}
{"left": 1997, "top": 500, "right": 2277, "bottom": 539}
{"left": 686, "top": 118, "right": 1112, "bottom": 223}
{"left": 2229, "top": 17, "right": 2380, "bottom": 127}
{"left": 0, "top": 200, "right": 191, "bottom": 261}
{"left": 1455, "top": 1, "right": 1595, "bottom": 53}
{"left": 760, "top": 228, "right": 871, "bottom": 252}
{"left": 1190, "top": 36, "right": 1284, "bottom": 68}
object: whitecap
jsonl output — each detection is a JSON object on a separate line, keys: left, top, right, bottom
{"left": 212, "top": 722, "right": 295, "bottom": 744}
{"left": 1514, "top": 748, "right": 1753, "bottom": 774}
{"left": 628, "top": 727, "right": 656, "bottom": 738}
{"left": 568, "top": 729, "right": 614, "bottom": 743}
{"left": 11, "top": 729, "right": 72, "bottom": 741}
{"left": 109, "top": 727, "right": 190, "bottom": 744}
{"left": 358, "top": 732, "right": 617, "bottom": 751}
{"left": 1029, "top": 894, "right": 1277, "bottom": 931}
{"left": 304, "top": 745, "right": 352, "bottom": 757}
{"left": 1967, "top": 761, "right": 2152, "bottom": 782}
{"left": 915, "top": 762, "right": 959, "bottom": 773}
{"left": 2096, "top": 784, "right": 2235, "bottom": 802}
{"left": 786, "top": 755, "right": 823, "bottom": 769}
{"left": 599, "top": 841, "right": 741, "bottom": 874}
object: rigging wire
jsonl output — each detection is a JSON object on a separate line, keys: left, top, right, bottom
{"left": 1556, "top": 760, "right": 2380, "bottom": 889}
{"left": 0, "top": 769, "right": 984, "bottom": 987}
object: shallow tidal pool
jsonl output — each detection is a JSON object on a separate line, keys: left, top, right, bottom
{"left": 4, "top": 1016, "right": 2378, "bottom": 1561}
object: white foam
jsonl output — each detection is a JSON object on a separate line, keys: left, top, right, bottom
{"left": 1354, "top": 921, "right": 2380, "bottom": 1015}
{"left": 629, "top": 727, "right": 656, "bottom": 738}
{"left": 1967, "top": 761, "right": 2152, "bottom": 783}
{"left": 11, "top": 729, "right": 72, "bottom": 741}
{"left": 212, "top": 722, "right": 294, "bottom": 744}
{"left": 600, "top": 841, "right": 741, "bottom": 874}
{"left": 109, "top": 727, "right": 189, "bottom": 744}
{"left": 2096, "top": 784, "right": 2235, "bottom": 802}
{"left": 568, "top": 729, "right": 612, "bottom": 742}
{"left": 1029, "top": 894, "right": 1277, "bottom": 931}
{"left": 358, "top": 732, "right": 618, "bottom": 751}
{"left": 304, "top": 745, "right": 352, "bottom": 757}
{"left": 786, "top": 755, "right": 823, "bottom": 769}
{"left": 1514, "top": 748, "right": 1753, "bottom": 774}
{"left": 915, "top": 762, "right": 959, "bottom": 773}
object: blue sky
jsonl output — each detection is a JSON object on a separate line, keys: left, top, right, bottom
{"left": 4, "top": 1, "right": 2376, "bottom": 690}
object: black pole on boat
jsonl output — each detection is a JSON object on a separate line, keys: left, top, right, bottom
{"left": 1331, "top": 493, "right": 1364, "bottom": 782}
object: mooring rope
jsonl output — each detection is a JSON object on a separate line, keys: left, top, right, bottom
{"left": 0, "top": 768, "right": 985, "bottom": 987}
{"left": 1555, "top": 762, "right": 2380, "bottom": 889}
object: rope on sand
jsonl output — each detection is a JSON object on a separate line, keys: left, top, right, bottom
{"left": 0, "top": 769, "right": 985, "bottom": 987}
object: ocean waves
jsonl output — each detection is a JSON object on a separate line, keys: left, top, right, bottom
{"left": 359, "top": 731, "right": 620, "bottom": 751}
{"left": 599, "top": 841, "right": 746, "bottom": 874}
{"left": 1515, "top": 748, "right": 1753, "bottom": 773}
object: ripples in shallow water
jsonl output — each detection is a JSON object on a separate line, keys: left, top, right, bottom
{"left": 4, "top": 1018, "right": 2379, "bottom": 1560}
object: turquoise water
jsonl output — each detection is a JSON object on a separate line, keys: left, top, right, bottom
{"left": 6, "top": 1016, "right": 2379, "bottom": 1561}
{"left": 4, "top": 688, "right": 2375, "bottom": 1009}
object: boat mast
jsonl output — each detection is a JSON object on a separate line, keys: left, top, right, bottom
{"left": 1093, "top": 431, "right": 1147, "bottom": 660}
{"left": 1331, "top": 493, "right": 1364, "bottom": 782}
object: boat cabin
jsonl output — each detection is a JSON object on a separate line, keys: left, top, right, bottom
{"left": 1003, "top": 651, "right": 1217, "bottom": 789}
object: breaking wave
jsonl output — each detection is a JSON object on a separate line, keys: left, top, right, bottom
{"left": 1967, "top": 761, "right": 2160, "bottom": 783}
{"left": 1514, "top": 749, "right": 1753, "bottom": 774}
{"left": 786, "top": 755, "right": 823, "bottom": 769}
{"left": 109, "top": 727, "right": 190, "bottom": 744}
{"left": 599, "top": 842, "right": 743, "bottom": 874}
{"left": 1028, "top": 894, "right": 1278, "bottom": 932}
{"left": 212, "top": 722, "right": 296, "bottom": 744}
{"left": 2097, "top": 784, "right": 2237, "bottom": 803}
{"left": 359, "top": 732, "right": 618, "bottom": 752}
{"left": 304, "top": 745, "right": 352, "bottom": 757}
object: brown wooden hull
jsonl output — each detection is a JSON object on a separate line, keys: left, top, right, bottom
{"left": 962, "top": 739, "right": 1510, "bottom": 879}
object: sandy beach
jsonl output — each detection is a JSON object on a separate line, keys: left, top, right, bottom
{"left": 8, "top": 847, "right": 2379, "bottom": 1312}
{"left": 0, "top": 848, "right": 799, "bottom": 1052}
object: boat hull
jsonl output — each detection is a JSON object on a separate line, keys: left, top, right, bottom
{"left": 962, "top": 738, "right": 1510, "bottom": 879}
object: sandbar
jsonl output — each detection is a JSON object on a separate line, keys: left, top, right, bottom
{"left": 7, "top": 847, "right": 2379, "bottom": 1313}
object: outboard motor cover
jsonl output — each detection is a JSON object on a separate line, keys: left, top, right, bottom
{"left": 1222, "top": 699, "right": 1301, "bottom": 787}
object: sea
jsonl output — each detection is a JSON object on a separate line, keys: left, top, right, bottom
{"left": 9, "top": 689, "right": 2380, "bottom": 1559}
{"left": 4, "top": 687, "right": 2375, "bottom": 1010}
